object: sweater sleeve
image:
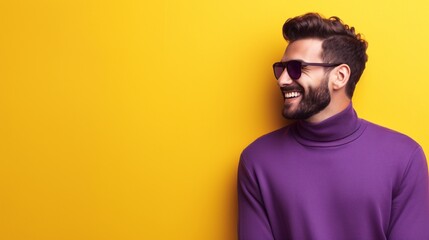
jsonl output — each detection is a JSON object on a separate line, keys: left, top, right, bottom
{"left": 387, "top": 146, "right": 429, "bottom": 240}
{"left": 237, "top": 154, "right": 274, "bottom": 240}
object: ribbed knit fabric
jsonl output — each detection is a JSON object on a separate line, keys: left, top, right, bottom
{"left": 238, "top": 103, "right": 429, "bottom": 240}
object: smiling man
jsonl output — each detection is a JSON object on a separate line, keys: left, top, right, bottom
{"left": 237, "top": 13, "right": 429, "bottom": 240}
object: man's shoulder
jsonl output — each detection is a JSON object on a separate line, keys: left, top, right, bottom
{"left": 239, "top": 125, "right": 292, "bottom": 169}
{"left": 362, "top": 119, "right": 421, "bottom": 149}
{"left": 241, "top": 125, "right": 293, "bottom": 157}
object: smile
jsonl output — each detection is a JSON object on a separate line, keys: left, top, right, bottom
{"left": 284, "top": 91, "right": 302, "bottom": 99}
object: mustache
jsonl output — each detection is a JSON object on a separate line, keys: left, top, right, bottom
{"left": 280, "top": 84, "right": 304, "bottom": 92}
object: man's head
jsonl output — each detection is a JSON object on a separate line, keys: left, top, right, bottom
{"left": 276, "top": 13, "right": 368, "bottom": 121}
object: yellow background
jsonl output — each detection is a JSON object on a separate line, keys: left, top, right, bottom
{"left": 1, "top": 0, "right": 428, "bottom": 239}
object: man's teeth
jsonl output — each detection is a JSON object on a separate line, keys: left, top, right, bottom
{"left": 285, "top": 91, "right": 301, "bottom": 99}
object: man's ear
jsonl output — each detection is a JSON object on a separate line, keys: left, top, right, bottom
{"left": 331, "top": 64, "right": 351, "bottom": 90}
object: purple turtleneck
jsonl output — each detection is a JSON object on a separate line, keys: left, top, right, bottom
{"left": 237, "top": 103, "right": 429, "bottom": 240}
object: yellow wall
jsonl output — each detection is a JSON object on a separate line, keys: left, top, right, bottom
{"left": 1, "top": 0, "right": 428, "bottom": 239}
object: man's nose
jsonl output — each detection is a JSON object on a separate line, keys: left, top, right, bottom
{"left": 277, "top": 70, "right": 294, "bottom": 86}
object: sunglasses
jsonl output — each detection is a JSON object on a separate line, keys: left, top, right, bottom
{"left": 273, "top": 60, "right": 342, "bottom": 80}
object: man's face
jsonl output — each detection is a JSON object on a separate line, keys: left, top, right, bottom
{"left": 278, "top": 38, "right": 332, "bottom": 120}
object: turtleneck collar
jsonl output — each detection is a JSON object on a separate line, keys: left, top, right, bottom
{"left": 290, "top": 102, "right": 367, "bottom": 147}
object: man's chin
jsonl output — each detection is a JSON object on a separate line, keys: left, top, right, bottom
{"left": 282, "top": 105, "right": 313, "bottom": 120}
{"left": 282, "top": 106, "right": 300, "bottom": 120}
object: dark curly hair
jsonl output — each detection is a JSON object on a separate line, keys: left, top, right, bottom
{"left": 282, "top": 13, "right": 368, "bottom": 98}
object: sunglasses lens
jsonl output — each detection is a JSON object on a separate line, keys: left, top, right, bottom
{"left": 273, "top": 61, "right": 302, "bottom": 80}
{"left": 274, "top": 64, "right": 284, "bottom": 79}
{"left": 286, "top": 60, "right": 301, "bottom": 80}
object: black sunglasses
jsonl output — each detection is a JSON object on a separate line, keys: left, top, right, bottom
{"left": 273, "top": 60, "right": 342, "bottom": 80}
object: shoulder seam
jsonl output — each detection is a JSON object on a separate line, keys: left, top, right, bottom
{"left": 395, "top": 146, "right": 422, "bottom": 195}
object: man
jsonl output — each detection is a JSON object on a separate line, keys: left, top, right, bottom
{"left": 237, "top": 13, "right": 429, "bottom": 240}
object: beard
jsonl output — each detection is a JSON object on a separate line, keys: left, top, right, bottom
{"left": 281, "top": 76, "right": 331, "bottom": 120}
